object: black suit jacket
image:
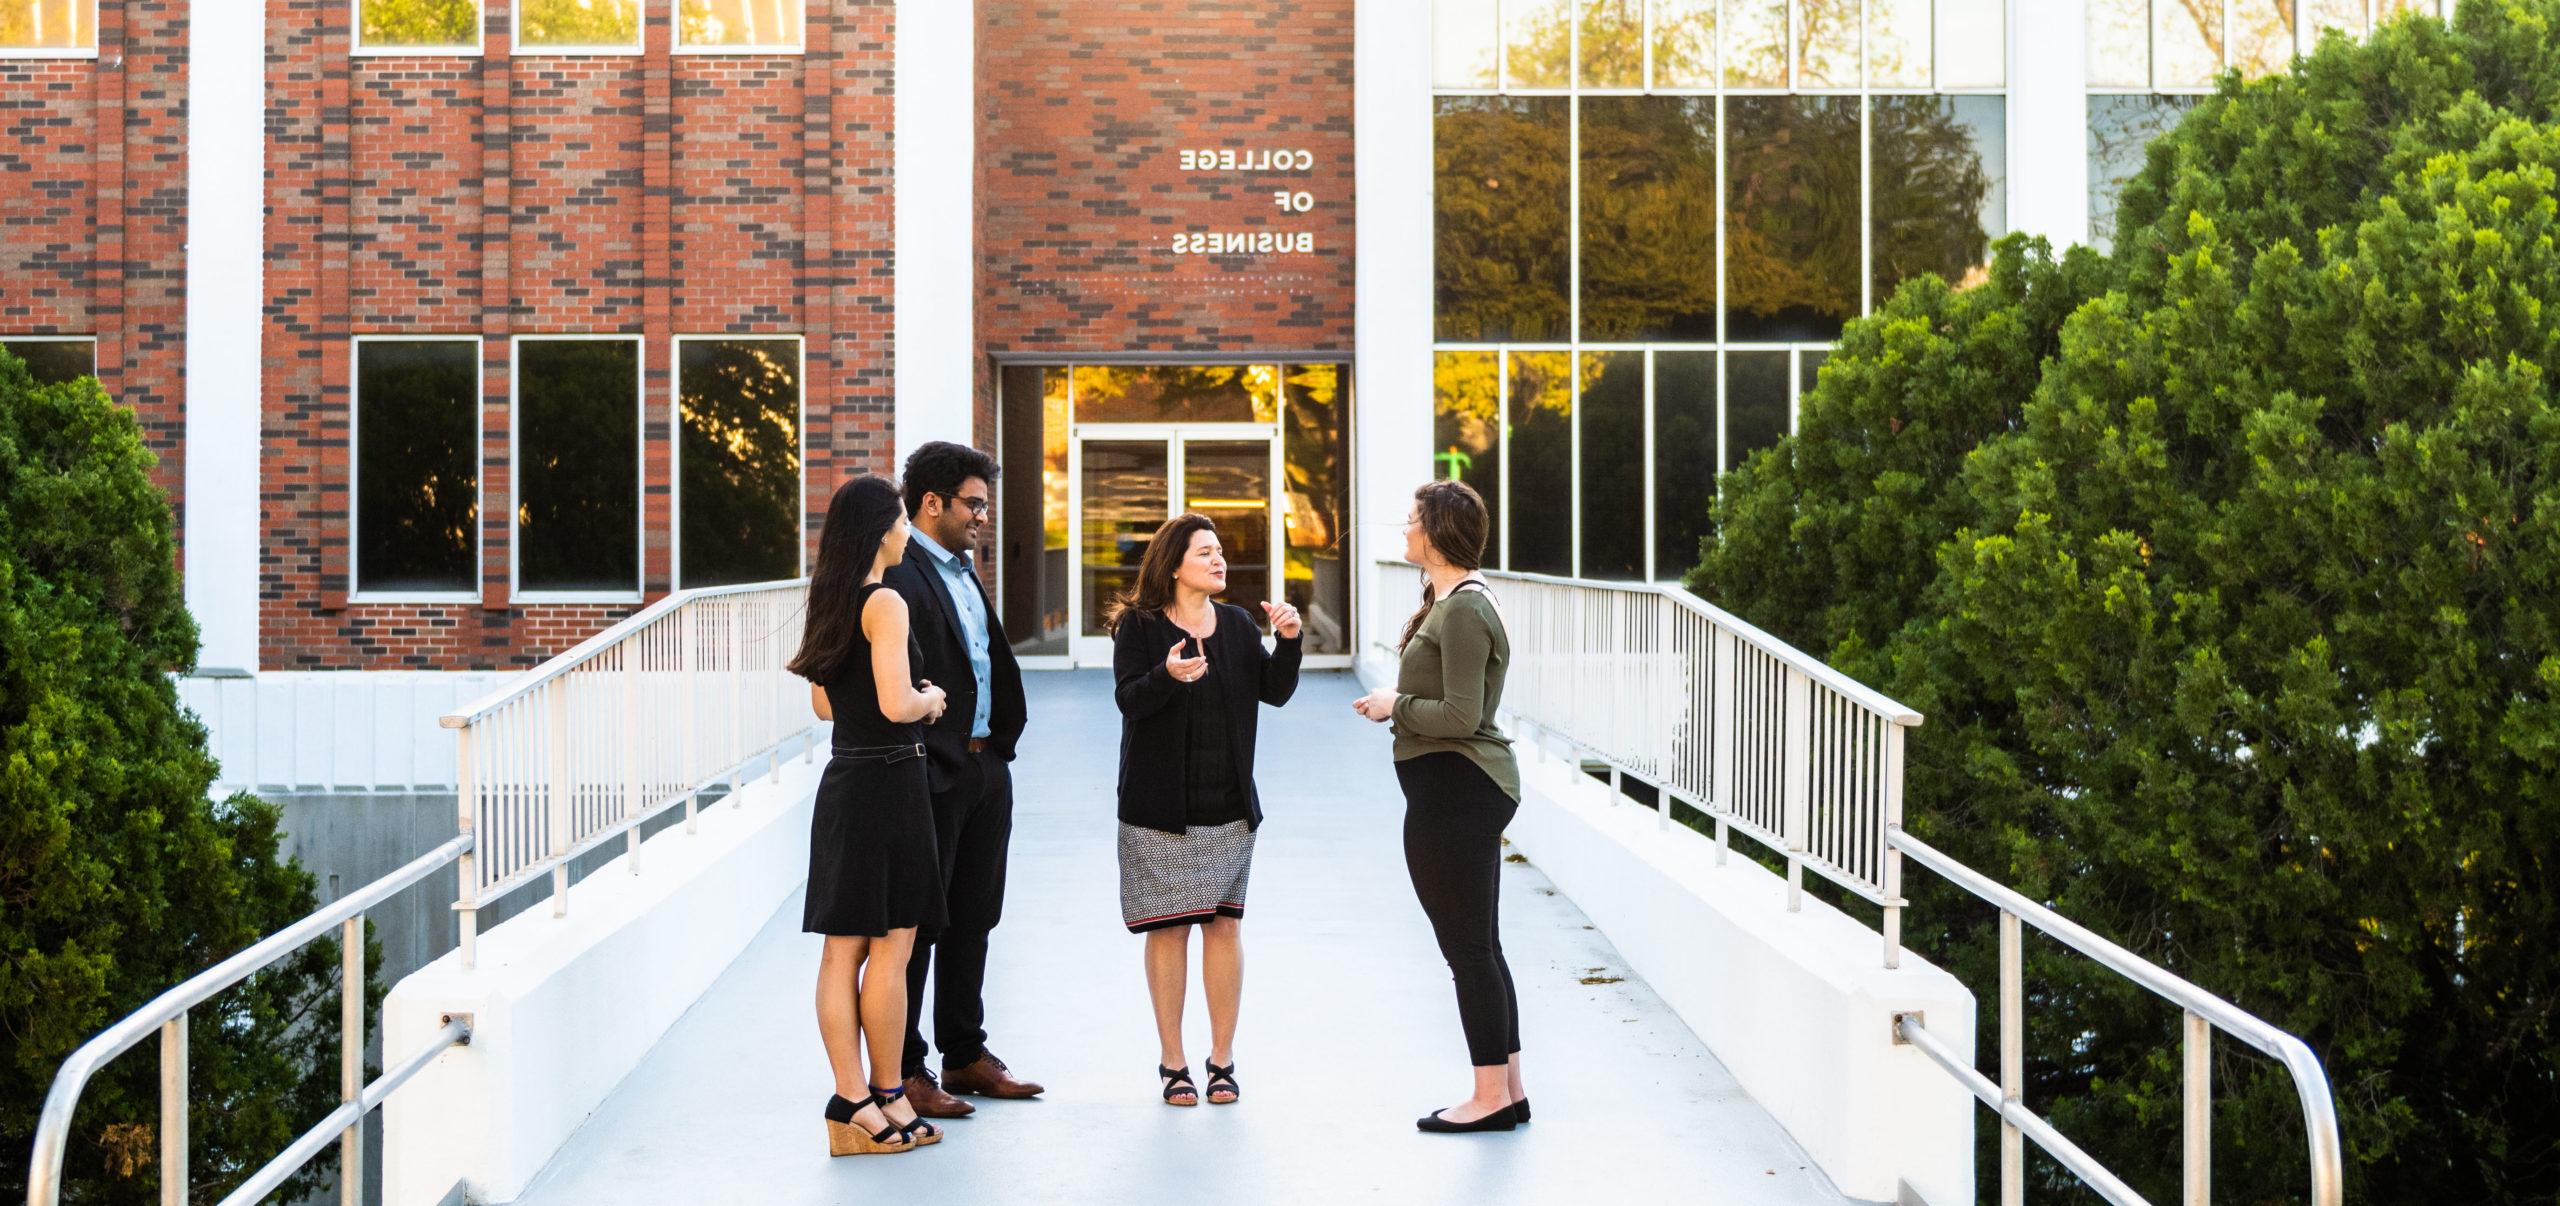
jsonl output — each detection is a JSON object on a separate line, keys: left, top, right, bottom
{"left": 883, "top": 540, "right": 1027, "bottom": 792}
{"left": 1110, "top": 603, "right": 1303, "bottom": 835}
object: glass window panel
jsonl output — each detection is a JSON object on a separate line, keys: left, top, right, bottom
{"left": 0, "top": 0, "right": 94, "bottom": 51}
{"left": 1577, "top": 352, "right": 1645, "bottom": 580}
{"left": 1505, "top": 0, "right": 1573, "bottom": 87}
{"left": 1071, "top": 364, "right": 1276, "bottom": 423}
{"left": 1870, "top": 0, "right": 1933, "bottom": 88}
{"left": 676, "top": 0, "right": 803, "bottom": 49}
{"left": 1282, "top": 365, "right": 1352, "bottom": 655}
{"left": 1434, "top": 0, "right": 1499, "bottom": 88}
{"left": 1, "top": 338, "right": 95, "bottom": 385}
{"left": 1723, "top": 350, "right": 1790, "bottom": 474}
{"left": 1651, "top": 0, "right": 1716, "bottom": 87}
{"left": 1580, "top": 0, "right": 1644, "bottom": 88}
{"left": 1653, "top": 351, "right": 1717, "bottom": 580}
{"left": 1433, "top": 351, "right": 1502, "bottom": 565}
{"left": 2087, "top": 93, "right": 2197, "bottom": 251}
{"left": 1079, "top": 441, "right": 1169, "bottom": 638}
{"left": 1580, "top": 96, "right": 1718, "bottom": 341}
{"left": 1933, "top": 0, "right": 2006, "bottom": 89}
{"left": 517, "top": 339, "right": 639, "bottom": 594}
{"left": 1724, "top": 96, "right": 1861, "bottom": 343}
{"left": 2374, "top": 0, "right": 2440, "bottom": 23}
{"left": 518, "top": 0, "right": 641, "bottom": 48}
{"left": 1797, "top": 0, "right": 1859, "bottom": 88}
{"left": 1722, "top": 0, "right": 1788, "bottom": 87}
{"left": 998, "top": 365, "right": 1069, "bottom": 657}
{"left": 1183, "top": 441, "right": 1273, "bottom": 621}
{"left": 1435, "top": 97, "right": 1572, "bottom": 343}
{"left": 2304, "top": 0, "right": 2364, "bottom": 40}
{"left": 2087, "top": 0, "right": 2150, "bottom": 88}
{"left": 357, "top": 0, "right": 479, "bottom": 49}
{"left": 2157, "top": 0, "right": 2226, "bottom": 87}
{"left": 1872, "top": 94, "right": 2005, "bottom": 304}
{"left": 1798, "top": 348, "right": 1831, "bottom": 412}
{"left": 356, "top": 340, "right": 479, "bottom": 594}
{"left": 678, "top": 338, "right": 801, "bottom": 588}
{"left": 2230, "top": 0, "right": 2295, "bottom": 77}
{"left": 1508, "top": 351, "right": 1573, "bottom": 575}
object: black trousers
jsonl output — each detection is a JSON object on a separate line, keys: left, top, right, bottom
{"left": 902, "top": 750, "right": 1014, "bottom": 1078}
{"left": 1395, "top": 751, "right": 1523, "bottom": 1068}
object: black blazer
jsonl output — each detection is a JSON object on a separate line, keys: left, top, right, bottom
{"left": 883, "top": 541, "right": 1028, "bottom": 792}
{"left": 1111, "top": 602, "right": 1303, "bottom": 835}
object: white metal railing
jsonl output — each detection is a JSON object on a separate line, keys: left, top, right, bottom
{"left": 439, "top": 579, "right": 819, "bottom": 968}
{"left": 1371, "top": 562, "right": 2345, "bottom": 1206}
{"left": 25, "top": 836, "right": 476, "bottom": 1206}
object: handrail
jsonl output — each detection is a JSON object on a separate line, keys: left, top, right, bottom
{"left": 26, "top": 833, "right": 477, "bottom": 1206}
{"left": 1378, "top": 561, "right": 2348, "bottom": 1206}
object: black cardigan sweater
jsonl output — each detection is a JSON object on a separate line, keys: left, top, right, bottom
{"left": 1111, "top": 602, "right": 1303, "bottom": 835}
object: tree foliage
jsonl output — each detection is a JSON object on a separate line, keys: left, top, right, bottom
{"left": 0, "top": 352, "right": 352, "bottom": 1204}
{"left": 1694, "top": 3, "right": 2560, "bottom": 1200}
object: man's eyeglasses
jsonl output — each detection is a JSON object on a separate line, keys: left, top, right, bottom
{"left": 938, "top": 492, "right": 991, "bottom": 517}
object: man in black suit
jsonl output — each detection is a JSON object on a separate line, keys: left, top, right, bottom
{"left": 884, "top": 441, "right": 1043, "bottom": 1118}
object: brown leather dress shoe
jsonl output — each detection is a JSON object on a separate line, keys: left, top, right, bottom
{"left": 942, "top": 1050, "right": 1044, "bottom": 1099}
{"left": 902, "top": 1070, "right": 975, "bottom": 1119}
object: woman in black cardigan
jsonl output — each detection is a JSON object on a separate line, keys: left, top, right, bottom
{"left": 1110, "top": 512, "right": 1303, "bottom": 1108}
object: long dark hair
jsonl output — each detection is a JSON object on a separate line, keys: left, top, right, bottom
{"left": 1105, "top": 512, "right": 1218, "bottom": 634}
{"left": 789, "top": 475, "right": 905, "bottom": 681}
{"left": 1399, "top": 479, "right": 1491, "bottom": 652}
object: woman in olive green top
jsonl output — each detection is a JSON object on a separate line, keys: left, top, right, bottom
{"left": 1353, "top": 479, "right": 1528, "bottom": 1135}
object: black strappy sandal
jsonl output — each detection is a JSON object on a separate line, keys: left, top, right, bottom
{"left": 824, "top": 1093, "right": 914, "bottom": 1156}
{"left": 1159, "top": 1064, "right": 1199, "bottom": 1107}
{"left": 871, "top": 1083, "right": 943, "bottom": 1145}
{"left": 1204, "top": 1059, "right": 1239, "bottom": 1105}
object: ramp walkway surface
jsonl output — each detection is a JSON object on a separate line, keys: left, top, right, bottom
{"left": 511, "top": 670, "right": 1856, "bottom": 1205}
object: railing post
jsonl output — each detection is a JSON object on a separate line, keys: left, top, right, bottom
{"left": 2001, "top": 908, "right": 2025, "bottom": 1206}
{"left": 2185, "top": 1010, "right": 2212, "bottom": 1205}
{"left": 682, "top": 606, "right": 700, "bottom": 834}
{"left": 728, "top": 600, "right": 745, "bottom": 784}
{"left": 1654, "top": 595, "right": 1673, "bottom": 831}
{"left": 455, "top": 727, "right": 478, "bottom": 971}
{"left": 340, "top": 915, "right": 363, "bottom": 1206}
{"left": 623, "top": 645, "right": 643, "bottom": 875}
{"left": 546, "top": 679, "right": 573, "bottom": 918}
{"left": 1709, "top": 626, "right": 1736, "bottom": 866}
{"left": 1782, "top": 668, "right": 1811, "bottom": 911}
{"left": 160, "top": 1015, "right": 186, "bottom": 1206}
{"left": 1883, "top": 723, "right": 1907, "bottom": 969}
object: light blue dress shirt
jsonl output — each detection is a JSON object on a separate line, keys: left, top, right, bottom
{"left": 909, "top": 526, "right": 994, "bottom": 740}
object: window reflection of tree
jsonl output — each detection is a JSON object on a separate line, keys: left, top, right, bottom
{"left": 357, "top": 0, "right": 478, "bottom": 47}
{"left": 0, "top": 0, "right": 94, "bottom": 48}
{"left": 1070, "top": 364, "right": 1276, "bottom": 423}
{"left": 358, "top": 341, "right": 479, "bottom": 592}
{"left": 1435, "top": 97, "right": 1570, "bottom": 343}
{"left": 1432, "top": 351, "right": 1503, "bottom": 555}
{"left": 1725, "top": 96, "right": 1862, "bottom": 343}
{"left": 1872, "top": 95, "right": 1998, "bottom": 301}
{"left": 2086, "top": 95, "right": 2197, "bottom": 251}
{"left": 1506, "top": 350, "right": 1579, "bottom": 575}
{"left": 1283, "top": 364, "right": 1352, "bottom": 654}
{"left": 679, "top": 340, "right": 801, "bottom": 587}
{"left": 1581, "top": 97, "right": 1717, "bottom": 342}
{"left": 518, "top": 0, "right": 641, "bottom": 46}
{"left": 0, "top": 341, "right": 95, "bottom": 387}
{"left": 519, "top": 340, "right": 639, "bottom": 593}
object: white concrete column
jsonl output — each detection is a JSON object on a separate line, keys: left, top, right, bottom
{"left": 893, "top": 0, "right": 977, "bottom": 457}
{"left": 1353, "top": 0, "right": 1434, "bottom": 657}
{"left": 183, "top": 0, "right": 266, "bottom": 674}
{"left": 2009, "top": 0, "right": 2090, "bottom": 248}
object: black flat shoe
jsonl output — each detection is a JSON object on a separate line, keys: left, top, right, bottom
{"left": 1416, "top": 1105, "right": 1519, "bottom": 1134}
{"left": 1511, "top": 1097, "right": 1531, "bottom": 1123}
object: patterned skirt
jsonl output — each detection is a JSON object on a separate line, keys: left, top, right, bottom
{"left": 1117, "top": 819, "right": 1257, "bottom": 933}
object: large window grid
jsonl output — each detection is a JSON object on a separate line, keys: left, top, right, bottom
{"left": 1433, "top": 0, "right": 2009, "bottom": 582}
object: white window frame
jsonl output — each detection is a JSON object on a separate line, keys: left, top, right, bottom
{"left": 512, "top": 0, "right": 646, "bottom": 56}
{"left": 510, "top": 334, "right": 647, "bottom": 603}
{"left": 0, "top": 0, "right": 99, "bottom": 58}
{"left": 671, "top": 0, "right": 806, "bottom": 55}
{"left": 670, "top": 333, "right": 808, "bottom": 589}
{"left": 1, "top": 334, "right": 99, "bottom": 376}
{"left": 350, "top": 334, "right": 486, "bottom": 604}
{"left": 350, "top": 0, "right": 487, "bottom": 58}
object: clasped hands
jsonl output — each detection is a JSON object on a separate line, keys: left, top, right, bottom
{"left": 1161, "top": 601, "right": 1304, "bottom": 684}
{"left": 916, "top": 678, "right": 949, "bottom": 724}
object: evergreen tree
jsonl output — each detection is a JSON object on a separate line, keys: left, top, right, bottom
{"left": 0, "top": 350, "right": 352, "bottom": 1204}
{"left": 1695, "top": 3, "right": 2560, "bottom": 1200}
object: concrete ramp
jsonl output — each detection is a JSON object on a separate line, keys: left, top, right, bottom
{"left": 510, "top": 671, "right": 1856, "bottom": 1205}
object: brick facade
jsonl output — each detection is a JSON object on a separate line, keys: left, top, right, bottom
{"left": 0, "top": 0, "right": 191, "bottom": 544}
{"left": 260, "top": 0, "right": 895, "bottom": 670}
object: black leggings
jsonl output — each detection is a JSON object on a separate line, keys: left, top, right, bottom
{"left": 1395, "top": 752, "right": 1523, "bottom": 1068}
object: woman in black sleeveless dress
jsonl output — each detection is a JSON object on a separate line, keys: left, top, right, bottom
{"left": 788, "top": 475, "right": 951, "bottom": 1157}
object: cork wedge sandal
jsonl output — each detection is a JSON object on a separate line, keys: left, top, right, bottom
{"left": 824, "top": 1093, "right": 916, "bottom": 1156}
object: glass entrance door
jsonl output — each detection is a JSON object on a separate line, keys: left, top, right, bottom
{"left": 1069, "top": 427, "right": 1282, "bottom": 666}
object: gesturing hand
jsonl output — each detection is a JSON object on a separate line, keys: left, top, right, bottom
{"left": 1259, "top": 600, "right": 1303, "bottom": 639}
{"left": 1165, "top": 639, "right": 1208, "bottom": 684}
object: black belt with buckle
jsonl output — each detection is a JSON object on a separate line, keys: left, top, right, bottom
{"left": 966, "top": 737, "right": 990, "bottom": 754}
{"left": 832, "top": 742, "right": 926, "bottom": 764}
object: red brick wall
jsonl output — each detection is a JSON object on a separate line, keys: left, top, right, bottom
{"left": 0, "top": 0, "right": 191, "bottom": 546}
{"left": 262, "top": 0, "right": 895, "bottom": 670}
